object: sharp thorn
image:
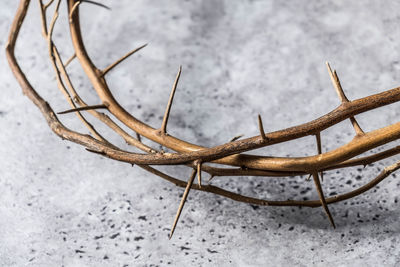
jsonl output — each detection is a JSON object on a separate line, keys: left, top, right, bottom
{"left": 102, "top": 44, "right": 147, "bottom": 76}
{"left": 258, "top": 114, "right": 267, "bottom": 141}
{"left": 161, "top": 66, "right": 182, "bottom": 134}
{"left": 57, "top": 104, "right": 108, "bottom": 114}
{"left": 312, "top": 172, "right": 336, "bottom": 229}
{"left": 169, "top": 169, "right": 197, "bottom": 239}
{"left": 325, "top": 62, "right": 348, "bottom": 103}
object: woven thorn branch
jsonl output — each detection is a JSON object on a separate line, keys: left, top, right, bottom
{"left": 6, "top": 0, "right": 400, "bottom": 238}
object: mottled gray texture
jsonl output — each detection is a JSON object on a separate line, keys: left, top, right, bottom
{"left": 1, "top": 1, "right": 400, "bottom": 266}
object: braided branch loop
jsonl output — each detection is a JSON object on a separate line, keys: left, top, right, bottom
{"left": 6, "top": 0, "right": 400, "bottom": 238}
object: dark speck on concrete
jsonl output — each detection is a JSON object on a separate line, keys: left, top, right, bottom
{"left": 138, "top": 215, "right": 147, "bottom": 221}
{"left": 207, "top": 248, "right": 218, "bottom": 254}
{"left": 134, "top": 236, "right": 144, "bottom": 241}
{"left": 110, "top": 233, "right": 120, "bottom": 239}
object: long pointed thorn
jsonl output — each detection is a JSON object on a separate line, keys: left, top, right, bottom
{"left": 169, "top": 169, "right": 197, "bottom": 239}
{"left": 57, "top": 104, "right": 108, "bottom": 115}
{"left": 315, "top": 132, "right": 324, "bottom": 181}
{"left": 81, "top": 0, "right": 111, "bottom": 10}
{"left": 207, "top": 174, "right": 215, "bottom": 183}
{"left": 197, "top": 161, "right": 202, "bottom": 188}
{"left": 312, "top": 172, "right": 336, "bottom": 229}
{"left": 325, "top": 62, "right": 349, "bottom": 103}
{"left": 326, "top": 64, "right": 364, "bottom": 136}
{"left": 102, "top": 44, "right": 148, "bottom": 77}
{"left": 161, "top": 66, "right": 182, "bottom": 134}
{"left": 306, "top": 174, "right": 312, "bottom": 181}
{"left": 258, "top": 114, "right": 267, "bottom": 141}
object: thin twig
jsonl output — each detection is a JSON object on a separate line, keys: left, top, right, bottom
{"left": 44, "top": 0, "right": 55, "bottom": 8}
{"left": 69, "top": 0, "right": 81, "bottom": 22}
{"left": 64, "top": 53, "right": 76, "bottom": 67}
{"left": 138, "top": 160, "right": 400, "bottom": 208}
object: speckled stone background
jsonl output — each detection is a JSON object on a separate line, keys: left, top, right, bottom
{"left": 1, "top": 1, "right": 400, "bottom": 266}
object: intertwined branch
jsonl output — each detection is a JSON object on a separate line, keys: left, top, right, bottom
{"left": 6, "top": 0, "right": 400, "bottom": 238}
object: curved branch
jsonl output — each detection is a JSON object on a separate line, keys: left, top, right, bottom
{"left": 140, "top": 160, "right": 400, "bottom": 208}
{"left": 67, "top": 0, "right": 400, "bottom": 172}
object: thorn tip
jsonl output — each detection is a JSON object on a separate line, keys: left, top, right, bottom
{"left": 169, "top": 169, "right": 196, "bottom": 239}
{"left": 161, "top": 66, "right": 182, "bottom": 134}
{"left": 258, "top": 114, "right": 267, "bottom": 141}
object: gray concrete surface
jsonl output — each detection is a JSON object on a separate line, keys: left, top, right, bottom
{"left": 1, "top": 0, "right": 400, "bottom": 266}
